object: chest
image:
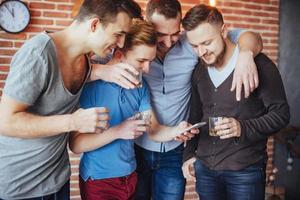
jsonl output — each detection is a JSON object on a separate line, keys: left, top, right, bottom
{"left": 60, "top": 57, "right": 89, "bottom": 94}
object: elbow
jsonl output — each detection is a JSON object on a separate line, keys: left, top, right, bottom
{"left": 69, "top": 137, "right": 83, "bottom": 154}
{"left": 69, "top": 144, "right": 82, "bottom": 154}
{"left": 0, "top": 116, "right": 11, "bottom": 136}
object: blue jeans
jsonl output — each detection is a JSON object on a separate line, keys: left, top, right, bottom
{"left": 0, "top": 181, "right": 69, "bottom": 200}
{"left": 134, "top": 144, "right": 186, "bottom": 200}
{"left": 194, "top": 159, "right": 266, "bottom": 200}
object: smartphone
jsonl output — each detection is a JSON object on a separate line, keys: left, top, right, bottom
{"left": 180, "top": 122, "right": 206, "bottom": 134}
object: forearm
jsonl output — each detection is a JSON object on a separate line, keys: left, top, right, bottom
{"left": 69, "top": 128, "right": 118, "bottom": 154}
{"left": 238, "top": 31, "right": 263, "bottom": 56}
{"left": 239, "top": 103, "right": 290, "bottom": 142}
{"left": 149, "top": 124, "right": 180, "bottom": 142}
{"left": 0, "top": 112, "right": 72, "bottom": 139}
{"left": 239, "top": 57, "right": 290, "bottom": 142}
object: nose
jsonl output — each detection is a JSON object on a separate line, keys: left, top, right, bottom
{"left": 142, "top": 61, "right": 150, "bottom": 73}
{"left": 163, "top": 36, "right": 172, "bottom": 48}
{"left": 198, "top": 45, "right": 207, "bottom": 57}
{"left": 117, "top": 35, "right": 126, "bottom": 48}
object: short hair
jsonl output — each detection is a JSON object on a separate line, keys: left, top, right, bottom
{"left": 182, "top": 4, "right": 224, "bottom": 31}
{"left": 146, "top": 0, "right": 181, "bottom": 20}
{"left": 76, "top": 0, "right": 142, "bottom": 25}
{"left": 121, "top": 19, "right": 157, "bottom": 53}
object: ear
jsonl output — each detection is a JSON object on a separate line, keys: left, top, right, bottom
{"left": 221, "top": 24, "right": 228, "bottom": 39}
{"left": 114, "top": 49, "right": 124, "bottom": 60}
{"left": 90, "top": 18, "right": 101, "bottom": 32}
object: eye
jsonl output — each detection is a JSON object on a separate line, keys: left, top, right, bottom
{"left": 203, "top": 41, "right": 212, "bottom": 46}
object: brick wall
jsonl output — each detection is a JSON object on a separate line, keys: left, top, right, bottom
{"left": 0, "top": 0, "right": 280, "bottom": 199}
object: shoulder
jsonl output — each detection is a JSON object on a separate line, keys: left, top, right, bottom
{"left": 254, "top": 53, "right": 278, "bottom": 73}
{"left": 19, "top": 33, "right": 54, "bottom": 57}
{"left": 192, "top": 61, "right": 206, "bottom": 84}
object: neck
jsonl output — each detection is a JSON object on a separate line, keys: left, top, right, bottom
{"left": 215, "top": 39, "right": 236, "bottom": 70}
{"left": 49, "top": 21, "right": 90, "bottom": 64}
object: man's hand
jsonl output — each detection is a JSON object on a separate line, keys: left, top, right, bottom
{"left": 215, "top": 117, "right": 241, "bottom": 139}
{"left": 174, "top": 121, "right": 200, "bottom": 142}
{"left": 231, "top": 50, "right": 259, "bottom": 101}
{"left": 182, "top": 157, "right": 196, "bottom": 182}
{"left": 113, "top": 119, "right": 148, "bottom": 140}
{"left": 91, "top": 63, "right": 139, "bottom": 89}
{"left": 70, "top": 107, "right": 110, "bottom": 133}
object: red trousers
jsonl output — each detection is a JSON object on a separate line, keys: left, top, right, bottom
{"left": 79, "top": 172, "right": 137, "bottom": 200}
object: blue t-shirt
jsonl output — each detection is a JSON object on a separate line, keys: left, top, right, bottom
{"left": 79, "top": 79, "right": 151, "bottom": 180}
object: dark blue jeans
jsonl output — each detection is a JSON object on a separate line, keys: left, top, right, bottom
{"left": 0, "top": 181, "right": 69, "bottom": 200}
{"left": 134, "top": 144, "right": 186, "bottom": 200}
{"left": 194, "top": 159, "right": 266, "bottom": 200}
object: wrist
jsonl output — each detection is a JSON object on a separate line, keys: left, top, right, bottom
{"left": 110, "top": 126, "right": 121, "bottom": 139}
{"left": 239, "top": 49, "right": 254, "bottom": 58}
{"left": 67, "top": 114, "right": 76, "bottom": 132}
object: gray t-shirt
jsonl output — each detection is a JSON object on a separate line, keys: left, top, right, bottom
{"left": 0, "top": 33, "right": 90, "bottom": 199}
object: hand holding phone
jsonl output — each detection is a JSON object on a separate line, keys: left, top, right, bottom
{"left": 180, "top": 122, "right": 206, "bottom": 135}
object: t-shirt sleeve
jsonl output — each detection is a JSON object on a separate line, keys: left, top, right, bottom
{"left": 79, "top": 83, "right": 95, "bottom": 109}
{"left": 228, "top": 28, "right": 247, "bottom": 44}
{"left": 138, "top": 79, "right": 151, "bottom": 112}
{"left": 3, "top": 46, "right": 48, "bottom": 105}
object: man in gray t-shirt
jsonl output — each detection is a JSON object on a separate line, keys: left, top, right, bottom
{"left": 0, "top": 0, "right": 142, "bottom": 199}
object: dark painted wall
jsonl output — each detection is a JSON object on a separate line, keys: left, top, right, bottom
{"left": 274, "top": 1, "right": 300, "bottom": 199}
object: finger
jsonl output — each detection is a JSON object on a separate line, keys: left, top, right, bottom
{"left": 117, "top": 75, "right": 136, "bottom": 89}
{"left": 220, "top": 133, "right": 237, "bottom": 139}
{"left": 189, "top": 128, "right": 200, "bottom": 134}
{"left": 174, "top": 137, "right": 185, "bottom": 142}
{"left": 94, "top": 107, "right": 109, "bottom": 114}
{"left": 249, "top": 75, "right": 255, "bottom": 92}
{"left": 215, "top": 123, "right": 230, "bottom": 131}
{"left": 120, "top": 69, "right": 139, "bottom": 85}
{"left": 184, "top": 132, "right": 196, "bottom": 139}
{"left": 217, "top": 128, "right": 231, "bottom": 136}
{"left": 96, "top": 121, "right": 109, "bottom": 130}
{"left": 243, "top": 74, "right": 250, "bottom": 98}
{"left": 231, "top": 73, "right": 237, "bottom": 92}
{"left": 254, "top": 72, "right": 259, "bottom": 89}
{"left": 97, "top": 114, "right": 110, "bottom": 121}
{"left": 118, "top": 63, "right": 139, "bottom": 75}
{"left": 134, "top": 131, "right": 144, "bottom": 138}
{"left": 235, "top": 78, "right": 242, "bottom": 101}
{"left": 215, "top": 118, "right": 231, "bottom": 125}
{"left": 176, "top": 134, "right": 190, "bottom": 141}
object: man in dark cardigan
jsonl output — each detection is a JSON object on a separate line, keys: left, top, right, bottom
{"left": 181, "top": 4, "right": 290, "bottom": 200}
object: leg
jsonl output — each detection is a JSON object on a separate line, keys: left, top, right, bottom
{"left": 152, "top": 145, "right": 186, "bottom": 200}
{"left": 134, "top": 145, "right": 153, "bottom": 200}
{"left": 79, "top": 172, "right": 137, "bottom": 200}
{"left": 55, "top": 180, "right": 70, "bottom": 200}
{"left": 194, "top": 159, "right": 226, "bottom": 200}
{"left": 224, "top": 161, "right": 266, "bottom": 200}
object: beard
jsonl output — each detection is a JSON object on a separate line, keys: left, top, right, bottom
{"left": 201, "top": 39, "right": 226, "bottom": 67}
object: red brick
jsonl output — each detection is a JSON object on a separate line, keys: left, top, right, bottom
{"left": 0, "top": 58, "right": 11, "bottom": 65}
{"left": 29, "top": 2, "right": 55, "bottom": 10}
{"left": 55, "top": 20, "right": 73, "bottom": 26}
{"left": 0, "top": 74, "right": 8, "bottom": 81}
{"left": 57, "top": 4, "right": 73, "bottom": 11}
{"left": 0, "top": 41, "right": 13, "bottom": 48}
{"left": 30, "top": 10, "right": 42, "bottom": 17}
{"left": 0, "top": 49, "right": 17, "bottom": 56}
{"left": 30, "top": 18, "right": 54, "bottom": 25}
{"left": 0, "top": 33, "right": 27, "bottom": 40}
{"left": 43, "top": 11, "right": 69, "bottom": 18}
